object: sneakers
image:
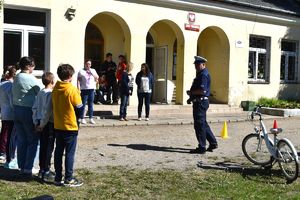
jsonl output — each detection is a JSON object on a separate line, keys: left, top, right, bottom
{"left": 0, "top": 153, "right": 6, "bottom": 163}
{"left": 64, "top": 177, "right": 83, "bottom": 187}
{"left": 206, "top": 144, "right": 218, "bottom": 152}
{"left": 32, "top": 167, "right": 40, "bottom": 175}
{"left": 120, "top": 118, "right": 125, "bottom": 121}
{"left": 78, "top": 119, "right": 86, "bottom": 124}
{"left": 43, "top": 171, "right": 56, "bottom": 183}
{"left": 137, "top": 117, "right": 149, "bottom": 121}
{"left": 38, "top": 171, "right": 43, "bottom": 179}
{"left": 190, "top": 147, "right": 206, "bottom": 154}
{"left": 89, "top": 118, "right": 96, "bottom": 124}
{"left": 3, "top": 159, "right": 18, "bottom": 170}
{"left": 54, "top": 180, "right": 64, "bottom": 186}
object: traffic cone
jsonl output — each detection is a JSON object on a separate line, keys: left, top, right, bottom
{"left": 221, "top": 121, "right": 228, "bottom": 139}
{"left": 273, "top": 120, "right": 278, "bottom": 129}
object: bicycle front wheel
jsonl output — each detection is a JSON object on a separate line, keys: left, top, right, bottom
{"left": 277, "top": 140, "right": 299, "bottom": 183}
{"left": 242, "top": 133, "right": 272, "bottom": 166}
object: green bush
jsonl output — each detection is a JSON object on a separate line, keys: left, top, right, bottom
{"left": 257, "top": 97, "right": 300, "bottom": 109}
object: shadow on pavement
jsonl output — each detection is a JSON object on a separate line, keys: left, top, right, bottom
{"left": 93, "top": 111, "right": 117, "bottom": 119}
{"left": 197, "top": 161, "right": 286, "bottom": 184}
{"left": 107, "top": 143, "right": 192, "bottom": 154}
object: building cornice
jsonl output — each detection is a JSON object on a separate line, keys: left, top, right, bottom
{"left": 117, "top": 0, "right": 300, "bottom": 26}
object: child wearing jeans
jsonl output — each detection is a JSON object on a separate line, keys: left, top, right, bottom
{"left": 119, "top": 62, "right": 134, "bottom": 121}
{"left": 32, "top": 72, "right": 56, "bottom": 182}
{"left": 52, "top": 64, "right": 83, "bottom": 187}
{"left": 0, "top": 65, "right": 17, "bottom": 167}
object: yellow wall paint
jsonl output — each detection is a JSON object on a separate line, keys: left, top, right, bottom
{"left": 90, "top": 14, "right": 127, "bottom": 62}
{"left": 198, "top": 27, "right": 230, "bottom": 103}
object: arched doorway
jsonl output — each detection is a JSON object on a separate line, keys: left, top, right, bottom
{"left": 146, "top": 20, "right": 184, "bottom": 104}
{"left": 85, "top": 12, "right": 131, "bottom": 72}
{"left": 197, "top": 26, "right": 230, "bottom": 104}
{"left": 85, "top": 22, "right": 104, "bottom": 67}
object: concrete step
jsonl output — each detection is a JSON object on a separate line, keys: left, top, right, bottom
{"left": 91, "top": 104, "right": 243, "bottom": 118}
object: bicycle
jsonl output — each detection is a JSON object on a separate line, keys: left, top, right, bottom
{"left": 242, "top": 106, "right": 299, "bottom": 183}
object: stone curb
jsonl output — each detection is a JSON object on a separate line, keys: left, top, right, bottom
{"left": 79, "top": 115, "right": 276, "bottom": 128}
{"left": 259, "top": 107, "right": 300, "bottom": 117}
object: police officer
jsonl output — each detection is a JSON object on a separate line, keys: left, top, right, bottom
{"left": 187, "top": 56, "right": 218, "bottom": 154}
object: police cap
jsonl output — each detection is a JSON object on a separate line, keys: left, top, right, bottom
{"left": 193, "top": 56, "right": 207, "bottom": 64}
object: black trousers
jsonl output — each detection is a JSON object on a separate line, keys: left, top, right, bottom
{"left": 193, "top": 99, "right": 217, "bottom": 150}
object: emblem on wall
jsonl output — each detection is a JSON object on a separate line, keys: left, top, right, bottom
{"left": 188, "top": 12, "right": 196, "bottom": 23}
{"left": 185, "top": 12, "right": 200, "bottom": 32}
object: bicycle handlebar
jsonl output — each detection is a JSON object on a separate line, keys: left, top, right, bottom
{"left": 250, "top": 105, "right": 262, "bottom": 120}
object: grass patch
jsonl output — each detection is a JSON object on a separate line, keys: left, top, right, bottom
{"left": 0, "top": 166, "right": 300, "bottom": 199}
{"left": 257, "top": 97, "right": 300, "bottom": 109}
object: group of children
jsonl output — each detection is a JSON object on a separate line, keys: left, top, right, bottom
{"left": 0, "top": 57, "right": 83, "bottom": 187}
{"left": 0, "top": 56, "right": 151, "bottom": 188}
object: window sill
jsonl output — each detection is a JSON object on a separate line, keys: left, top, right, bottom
{"left": 280, "top": 81, "right": 298, "bottom": 84}
{"left": 247, "top": 80, "right": 270, "bottom": 84}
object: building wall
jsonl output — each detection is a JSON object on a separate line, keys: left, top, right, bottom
{"left": 2, "top": 0, "right": 300, "bottom": 106}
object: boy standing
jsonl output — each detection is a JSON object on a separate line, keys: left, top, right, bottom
{"left": 52, "top": 64, "right": 83, "bottom": 187}
{"left": 32, "top": 72, "right": 56, "bottom": 182}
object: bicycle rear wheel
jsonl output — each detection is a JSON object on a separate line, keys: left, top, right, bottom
{"left": 242, "top": 133, "right": 273, "bottom": 166}
{"left": 277, "top": 140, "right": 299, "bottom": 183}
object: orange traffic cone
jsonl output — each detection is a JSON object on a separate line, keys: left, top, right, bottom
{"left": 221, "top": 121, "right": 228, "bottom": 139}
{"left": 273, "top": 120, "right": 278, "bottom": 129}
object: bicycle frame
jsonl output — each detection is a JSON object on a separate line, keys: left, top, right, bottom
{"left": 256, "top": 118, "right": 276, "bottom": 158}
{"left": 253, "top": 112, "right": 299, "bottom": 163}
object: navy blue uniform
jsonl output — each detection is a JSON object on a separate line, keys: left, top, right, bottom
{"left": 190, "top": 68, "right": 217, "bottom": 151}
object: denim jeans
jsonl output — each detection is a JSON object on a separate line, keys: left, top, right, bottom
{"left": 39, "top": 122, "right": 55, "bottom": 172}
{"left": 138, "top": 93, "right": 151, "bottom": 118}
{"left": 14, "top": 105, "right": 39, "bottom": 173}
{"left": 193, "top": 99, "right": 217, "bottom": 150}
{"left": 81, "top": 89, "right": 95, "bottom": 119}
{"left": 54, "top": 129, "right": 78, "bottom": 182}
{"left": 119, "top": 95, "right": 129, "bottom": 118}
{"left": 7, "top": 125, "right": 17, "bottom": 163}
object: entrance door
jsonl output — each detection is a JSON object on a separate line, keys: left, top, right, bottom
{"left": 153, "top": 46, "right": 168, "bottom": 103}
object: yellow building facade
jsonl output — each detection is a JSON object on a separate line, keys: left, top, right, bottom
{"left": 1, "top": 0, "right": 300, "bottom": 106}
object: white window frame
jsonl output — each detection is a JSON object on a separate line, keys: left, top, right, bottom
{"left": 248, "top": 36, "right": 270, "bottom": 83}
{"left": 3, "top": 9, "right": 49, "bottom": 77}
{"left": 280, "top": 40, "right": 298, "bottom": 83}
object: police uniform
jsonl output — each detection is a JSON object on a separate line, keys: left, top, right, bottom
{"left": 189, "top": 56, "right": 218, "bottom": 154}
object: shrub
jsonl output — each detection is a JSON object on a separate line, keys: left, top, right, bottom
{"left": 257, "top": 97, "right": 300, "bottom": 109}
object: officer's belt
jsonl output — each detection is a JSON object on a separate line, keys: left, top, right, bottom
{"left": 192, "top": 97, "right": 208, "bottom": 103}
